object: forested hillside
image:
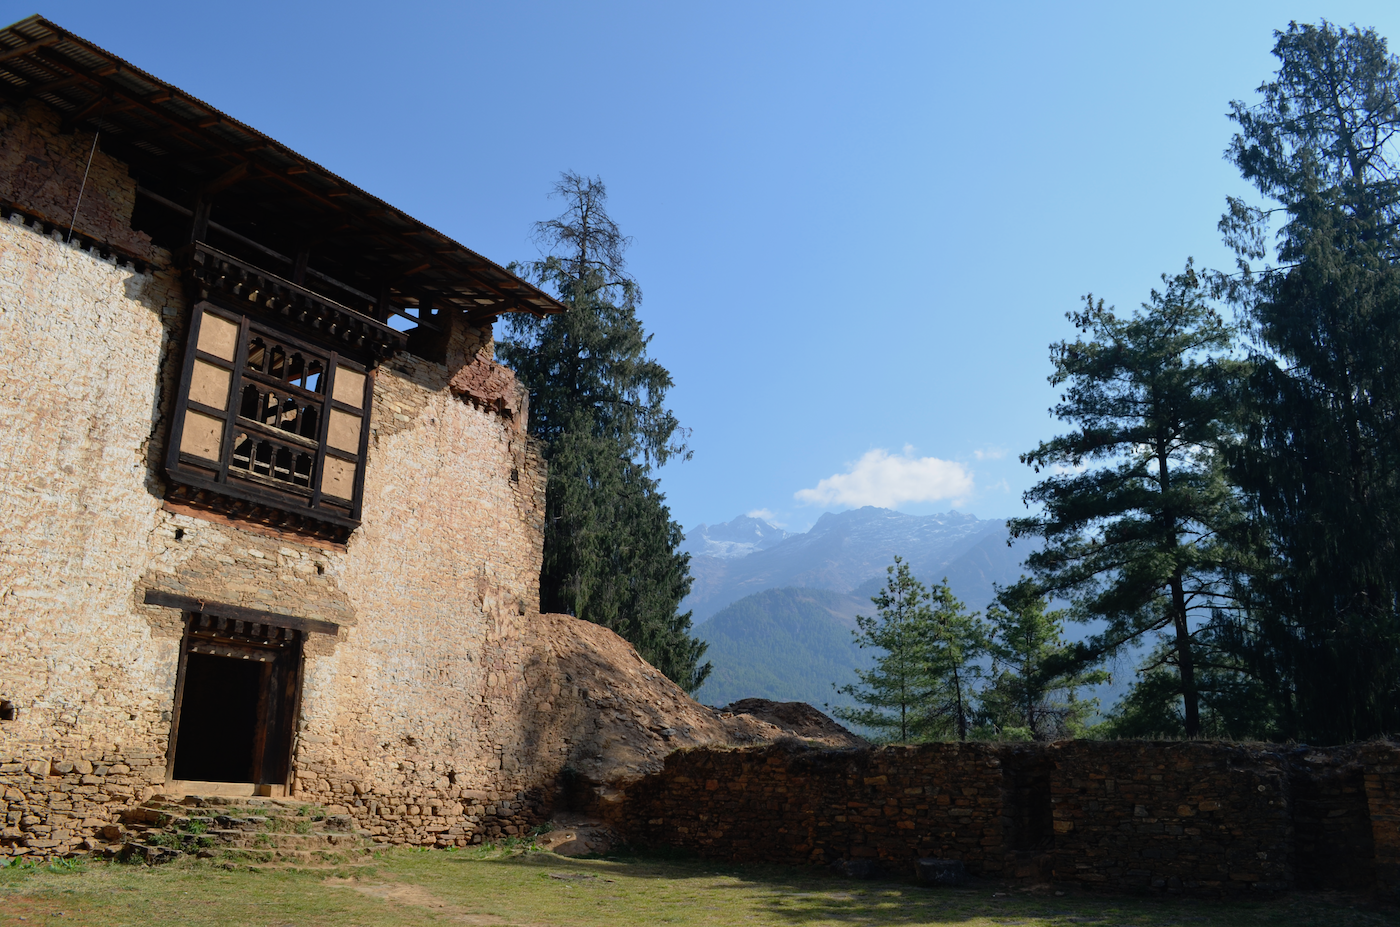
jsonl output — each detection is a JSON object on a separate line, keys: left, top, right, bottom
{"left": 692, "top": 588, "right": 874, "bottom": 709}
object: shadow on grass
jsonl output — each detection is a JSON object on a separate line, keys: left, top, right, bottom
{"left": 434, "top": 846, "right": 1400, "bottom": 927}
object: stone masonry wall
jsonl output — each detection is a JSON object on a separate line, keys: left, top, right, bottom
{"left": 1361, "top": 744, "right": 1400, "bottom": 895}
{"left": 615, "top": 741, "right": 1400, "bottom": 897}
{"left": 620, "top": 743, "right": 1008, "bottom": 872}
{"left": 0, "top": 95, "right": 604, "bottom": 859}
{"left": 1044, "top": 741, "right": 1291, "bottom": 892}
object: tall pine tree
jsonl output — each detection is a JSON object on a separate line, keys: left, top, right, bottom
{"left": 499, "top": 172, "right": 710, "bottom": 691}
{"left": 832, "top": 557, "right": 938, "bottom": 743}
{"left": 1011, "top": 265, "right": 1245, "bottom": 738}
{"left": 1220, "top": 22, "right": 1400, "bottom": 741}
{"left": 922, "top": 578, "right": 986, "bottom": 742}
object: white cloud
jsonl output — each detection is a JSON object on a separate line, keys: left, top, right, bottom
{"left": 795, "top": 447, "right": 974, "bottom": 509}
{"left": 974, "top": 446, "right": 1007, "bottom": 461}
{"left": 745, "top": 508, "right": 784, "bottom": 526}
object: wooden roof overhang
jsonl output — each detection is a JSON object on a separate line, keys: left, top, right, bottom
{"left": 0, "top": 15, "right": 566, "bottom": 336}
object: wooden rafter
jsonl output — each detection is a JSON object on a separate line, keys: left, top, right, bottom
{"left": 0, "top": 34, "right": 57, "bottom": 64}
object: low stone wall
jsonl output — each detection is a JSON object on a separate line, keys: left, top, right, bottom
{"left": 617, "top": 742, "right": 1008, "bottom": 873}
{"left": 1360, "top": 744, "right": 1400, "bottom": 895}
{"left": 1044, "top": 741, "right": 1290, "bottom": 892}
{"left": 0, "top": 745, "right": 553, "bottom": 857}
{"left": 1, "top": 753, "right": 165, "bottom": 856}
{"left": 613, "top": 740, "right": 1400, "bottom": 897}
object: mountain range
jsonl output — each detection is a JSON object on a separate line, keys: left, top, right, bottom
{"left": 681, "top": 506, "right": 1033, "bottom": 624}
{"left": 682, "top": 507, "right": 1042, "bottom": 709}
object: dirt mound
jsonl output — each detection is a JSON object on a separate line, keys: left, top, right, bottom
{"left": 721, "top": 699, "right": 865, "bottom": 748}
{"left": 528, "top": 614, "right": 861, "bottom": 797}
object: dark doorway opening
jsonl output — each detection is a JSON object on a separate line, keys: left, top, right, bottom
{"left": 1008, "top": 757, "right": 1055, "bottom": 851}
{"left": 172, "top": 653, "right": 262, "bottom": 782}
{"left": 168, "top": 613, "right": 303, "bottom": 787}
{"left": 1003, "top": 750, "right": 1056, "bottom": 881}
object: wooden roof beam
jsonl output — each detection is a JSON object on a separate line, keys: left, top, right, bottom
{"left": 30, "top": 47, "right": 252, "bottom": 157}
{"left": 18, "top": 71, "right": 86, "bottom": 99}
{"left": 59, "top": 91, "right": 108, "bottom": 129}
{"left": 201, "top": 159, "right": 251, "bottom": 196}
{"left": 13, "top": 37, "right": 563, "bottom": 317}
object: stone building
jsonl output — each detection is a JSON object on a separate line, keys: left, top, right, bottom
{"left": 0, "top": 15, "right": 703, "bottom": 857}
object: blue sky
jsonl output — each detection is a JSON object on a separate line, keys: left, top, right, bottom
{"left": 17, "top": 1, "right": 1400, "bottom": 532}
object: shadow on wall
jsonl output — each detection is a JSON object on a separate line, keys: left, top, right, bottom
{"left": 608, "top": 739, "right": 1400, "bottom": 898}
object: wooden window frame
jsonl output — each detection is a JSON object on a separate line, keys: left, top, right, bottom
{"left": 164, "top": 300, "right": 374, "bottom": 537}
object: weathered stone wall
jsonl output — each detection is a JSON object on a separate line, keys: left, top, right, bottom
{"left": 1360, "top": 745, "right": 1400, "bottom": 895}
{"left": 1044, "top": 741, "right": 1290, "bottom": 892}
{"left": 619, "top": 742, "right": 1007, "bottom": 871}
{"left": 0, "top": 217, "right": 185, "bottom": 758}
{"left": 0, "top": 95, "right": 597, "bottom": 858}
{"left": 614, "top": 741, "right": 1400, "bottom": 897}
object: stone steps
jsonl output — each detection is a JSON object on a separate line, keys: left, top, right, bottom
{"left": 106, "top": 794, "right": 374, "bottom": 865}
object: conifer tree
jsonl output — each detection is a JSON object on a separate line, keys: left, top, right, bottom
{"left": 1098, "top": 633, "right": 1279, "bottom": 740}
{"left": 1219, "top": 21, "right": 1400, "bottom": 741}
{"left": 499, "top": 172, "right": 709, "bottom": 691}
{"left": 1011, "top": 265, "right": 1245, "bottom": 738}
{"left": 977, "top": 579, "right": 1107, "bottom": 740}
{"left": 832, "top": 557, "right": 935, "bottom": 743}
{"left": 923, "top": 579, "right": 986, "bottom": 742}
{"left": 832, "top": 558, "right": 985, "bottom": 742}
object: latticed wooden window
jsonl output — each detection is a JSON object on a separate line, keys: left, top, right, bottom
{"left": 165, "top": 301, "right": 372, "bottom": 539}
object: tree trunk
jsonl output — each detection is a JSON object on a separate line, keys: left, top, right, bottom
{"left": 1157, "top": 437, "right": 1200, "bottom": 738}
{"left": 1171, "top": 570, "right": 1201, "bottom": 737}
{"left": 952, "top": 665, "right": 967, "bottom": 742}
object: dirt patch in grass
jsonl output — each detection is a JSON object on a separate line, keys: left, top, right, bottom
{"left": 326, "top": 877, "right": 531, "bottom": 925}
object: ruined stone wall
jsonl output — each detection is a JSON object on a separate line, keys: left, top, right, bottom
{"left": 1044, "top": 741, "right": 1291, "bottom": 892}
{"left": 1360, "top": 745, "right": 1400, "bottom": 895}
{"left": 615, "top": 741, "right": 1400, "bottom": 897}
{"left": 619, "top": 742, "right": 1007, "bottom": 872}
{"left": 0, "top": 96, "right": 589, "bottom": 858}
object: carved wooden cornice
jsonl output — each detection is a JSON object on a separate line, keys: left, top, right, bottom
{"left": 186, "top": 242, "right": 407, "bottom": 363}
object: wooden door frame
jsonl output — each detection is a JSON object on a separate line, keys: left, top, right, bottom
{"left": 164, "top": 612, "right": 305, "bottom": 787}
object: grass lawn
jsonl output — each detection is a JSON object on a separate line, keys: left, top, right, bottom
{"left": 2, "top": 846, "right": 1397, "bottom": 927}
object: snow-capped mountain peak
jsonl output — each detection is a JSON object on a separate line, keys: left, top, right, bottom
{"left": 681, "top": 515, "right": 791, "bottom": 560}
